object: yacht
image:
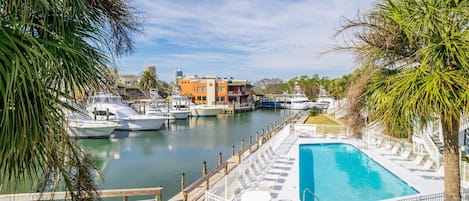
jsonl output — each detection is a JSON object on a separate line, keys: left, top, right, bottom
{"left": 87, "top": 92, "right": 167, "bottom": 131}
{"left": 189, "top": 103, "right": 224, "bottom": 117}
{"left": 167, "top": 86, "right": 212, "bottom": 118}
{"left": 145, "top": 103, "right": 172, "bottom": 118}
{"left": 65, "top": 107, "right": 120, "bottom": 138}
{"left": 148, "top": 88, "right": 191, "bottom": 119}
{"left": 167, "top": 86, "right": 223, "bottom": 117}
{"left": 283, "top": 82, "right": 313, "bottom": 110}
{"left": 169, "top": 87, "right": 191, "bottom": 110}
{"left": 163, "top": 106, "right": 191, "bottom": 119}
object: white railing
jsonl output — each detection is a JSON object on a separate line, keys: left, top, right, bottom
{"left": 204, "top": 125, "right": 292, "bottom": 201}
{"left": 362, "top": 125, "right": 415, "bottom": 151}
{"left": 0, "top": 187, "right": 163, "bottom": 201}
{"left": 418, "top": 125, "right": 442, "bottom": 168}
{"left": 294, "top": 123, "right": 347, "bottom": 138}
{"left": 462, "top": 161, "right": 469, "bottom": 184}
{"left": 205, "top": 191, "right": 228, "bottom": 201}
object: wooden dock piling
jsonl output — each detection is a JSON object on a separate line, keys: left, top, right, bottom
{"left": 167, "top": 112, "right": 302, "bottom": 201}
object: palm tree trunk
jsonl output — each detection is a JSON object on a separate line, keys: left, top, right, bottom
{"left": 441, "top": 115, "right": 461, "bottom": 201}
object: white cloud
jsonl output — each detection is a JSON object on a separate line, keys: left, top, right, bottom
{"left": 117, "top": 0, "right": 377, "bottom": 82}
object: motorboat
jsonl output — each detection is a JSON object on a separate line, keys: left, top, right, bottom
{"left": 189, "top": 103, "right": 224, "bottom": 117}
{"left": 65, "top": 107, "right": 120, "bottom": 138}
{"left": 147, "top": 88, "right": 191, "bottom": 120}
{"left": 87, "top": 92, "right": 167, "bottom": 131}
{"left": 282, "top": 82, "right": 313, "bottom": 110}
{"left": 169, "top": 87, "right": 191, "bottom": 110}
{"left": 162, "top": 105, "right": 191, "bottom": 119}
{"left": 165, "top": 87, "right": 193, "bottom": 119}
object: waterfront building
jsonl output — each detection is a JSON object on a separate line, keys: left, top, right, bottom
{"left": 177, "top": 71, "right": 253, "bottom": 105}
{"left": 115, "top": 64, "right": 158, "bottom": 100}
{"left": 118, "top": 74, "right": 139, "bottom": 87}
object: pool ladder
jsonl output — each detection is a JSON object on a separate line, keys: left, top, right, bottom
{"left": 302, "top": 188, "right": 320, "bottom": 201}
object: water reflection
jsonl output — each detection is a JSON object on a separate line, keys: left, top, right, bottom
{"left": 110, "top": 130, "right": 167, "bottom": 155}
{"left": 77, "top": 109, "right": 286, "bottom": 200}
{"left": 164, "top": 119, "right": 190, "bottom": 131}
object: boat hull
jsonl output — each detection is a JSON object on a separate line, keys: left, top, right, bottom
{"left": 190, "top": 107, "right": 223, "bottom": 117}
{"left": 116, "top": 116, "right": 166, "bottom": 131}
{"left": 68, "top": 121, "right": 118, "bottom": 138}
{"left": 169, "top": 111, "right": 191, "bottom": 119}
{"left": 287, "top": 103, "right": 312, "bottom": 110}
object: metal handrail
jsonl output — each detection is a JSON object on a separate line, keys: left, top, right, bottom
{"left": 419, "top": 124, "right": 441, "bottom": 168}
{"left": 302, "top": 188, "right": 320, "bottom": 201}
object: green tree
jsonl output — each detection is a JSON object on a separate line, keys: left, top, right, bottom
{"left": 337, "top": 0, "right": 469, "bottom": 200}
{"left": 0, "top": 0, "right": 139, "bottom": 199}
{"left": 139, "top": 71, "right": 157, "bottom": 93}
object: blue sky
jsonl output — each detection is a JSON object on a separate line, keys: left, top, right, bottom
{"left": 115, "top": 0, "right": 377, "bottom": 83}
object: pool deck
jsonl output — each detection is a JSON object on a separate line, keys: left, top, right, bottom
{"left": 269, "top": 136, "right": 443, "bottom": 201}
{"left": 202, "top": 113, "right": 445, "bottom": 201}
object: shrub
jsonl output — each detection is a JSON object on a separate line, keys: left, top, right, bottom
{"left": 309, "top": 106, "right": 321, "bottom": 116}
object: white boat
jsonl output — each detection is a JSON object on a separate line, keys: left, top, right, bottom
{"left": 65, "top": 107, "right": 119, "bottom": 138}
{"left": 148, "top": 88, "right": 191, "bottom": 120}
{"left": 283, "top": 82, "right": 313, "bottom": 110}
{"left": 68, "top": 120, "right": 119, "bottom": 138}
{"left": 168, "top": 86, "right": 222, "bottom": 117}
{"left": 87, "top": 92, "right": 167, "bottom": 131}
{"left": 169, "top": 87, "right": 191, "bottom": 110}
{"left": 189, "top": 104, "right": 224, "bottom": 117}
{"left": 164, "top": 107, "right": 191, "bottom": 119}
{"left": 316, "top": 86, "right": 335, "bottom": 105}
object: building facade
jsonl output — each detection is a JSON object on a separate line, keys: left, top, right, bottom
{"left": 178, "top": 75, "right": 252, "bottom": 105}
{"left": 117, "top": 74, "right": 139, "bottom": 87}
{"left": 143, "top": 65, "right": 156, "bottom": 76}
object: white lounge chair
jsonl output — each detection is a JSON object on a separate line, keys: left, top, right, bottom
{"left": 407, "top": 159, "right": 434, "bottom": 171}
{"left": 397, "top": 154, "right": 425, "bottom": 167}
{"left": 418, "top": 166, "right": 444, "bottom": 179}
{"left": 388, "top": 149, "right": 412, "bottom": 161}
{"left": 379, "top": 144, "right": 401, "bottom": 156}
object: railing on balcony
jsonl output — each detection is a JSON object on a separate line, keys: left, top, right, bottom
{"left": 227, "top": 91, "right": 242, "bottom": 96}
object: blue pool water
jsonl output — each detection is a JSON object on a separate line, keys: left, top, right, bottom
{"left": 299, "top": 143, "right": 418, "bottom": 201}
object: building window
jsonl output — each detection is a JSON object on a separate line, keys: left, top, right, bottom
{"left": 217, "top": 87, "right": 225, "bottom": 92}
{"left": 196, "top": 87, "right": 206, "bottom": 92}
{"left": 197, "top": 96, "right": 201, "bottom": 101}
{"left": 202, "top": 96, "right": 206, "bottom": 101}
{"left": 221, "top": 97, "right": 225, "bottom": 101}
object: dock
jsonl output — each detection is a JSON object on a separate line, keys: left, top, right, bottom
{"left": 221, "top": 103, "right": 256, "bottom": 114}
{"left": 168, "top": 111, "right": 306, "bottom": 201}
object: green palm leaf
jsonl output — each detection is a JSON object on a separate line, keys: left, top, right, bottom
{"left": 1, "top": 0, "right": 139, "bottom": 199}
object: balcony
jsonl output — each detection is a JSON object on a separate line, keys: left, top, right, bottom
{"left": 228, "top": 91, "right": 242, "bottom": 96}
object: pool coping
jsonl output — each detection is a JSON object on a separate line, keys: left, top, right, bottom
{"left": 272, "top": 137, "right": 443, "bottom": 201}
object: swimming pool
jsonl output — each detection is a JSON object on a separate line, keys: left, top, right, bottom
{"left": 299, "top": 143, "right": 418, "bottom": 201}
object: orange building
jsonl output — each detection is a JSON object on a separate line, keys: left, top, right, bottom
{"left": 178, "top": 75, "right": 252, "bottom": 105}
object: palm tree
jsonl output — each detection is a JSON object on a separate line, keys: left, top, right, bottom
{"left": 0, "top": 0, "right": 139, "bottom": 199}
{"left": 139, "top": 71, "right": 158, "bottom": 94}
{"left": 336, "top": 0, "right": 469, "bottom": 200}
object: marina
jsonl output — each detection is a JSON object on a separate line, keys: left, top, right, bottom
{"left": 2, "top": 109, "right": 462, "bottom": 201}
{"left": 77, "top": 109, "right": 292, "bottom": 200}
{"left": 4, "top": 1, "right": 469, "bottom": 201}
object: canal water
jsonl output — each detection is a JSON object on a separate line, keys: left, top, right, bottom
{"left": 76, "top": 109, "right": 291, "bottom": 200}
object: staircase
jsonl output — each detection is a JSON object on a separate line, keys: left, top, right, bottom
{"left": 430, "top": 134, "right": 444, "bottom": 154}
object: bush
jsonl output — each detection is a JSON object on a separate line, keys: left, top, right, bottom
{"left": 309, "top": 106, "right": 321, "bottom": 116}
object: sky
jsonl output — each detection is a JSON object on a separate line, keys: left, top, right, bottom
{"left": 115, "top": 0, "right": 377, "bottom": 83}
